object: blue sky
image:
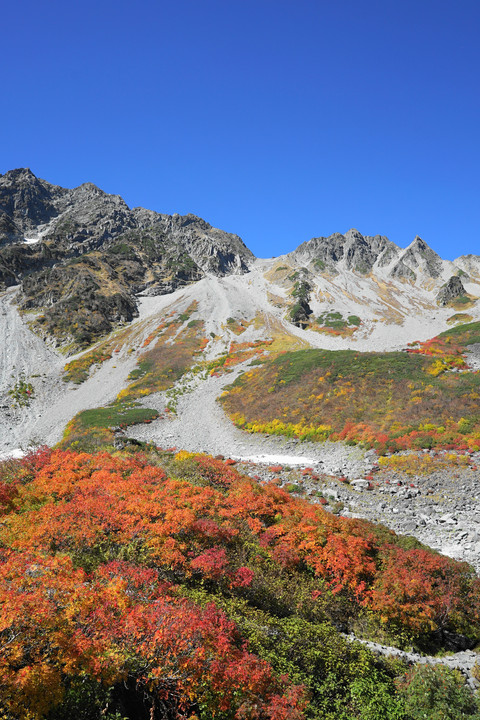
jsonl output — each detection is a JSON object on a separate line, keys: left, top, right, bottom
{"left": 2, "top": 0, "right": 479, "bottom": 259}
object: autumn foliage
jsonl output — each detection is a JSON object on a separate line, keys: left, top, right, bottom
{"left": 221, "top": 346, "right": 480, "bottom": 453}
{"left": 1, "top": 448, "right": 479, "bottom": 718}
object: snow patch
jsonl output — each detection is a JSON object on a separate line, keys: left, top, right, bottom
{"left": 239, "top": 453, "right": 321, "bottom": 466}
{"left": 0, "top": 448, "right": 25, "bottom": 461}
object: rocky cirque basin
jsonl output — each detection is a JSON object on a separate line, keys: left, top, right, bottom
{"left": 1, "top": 269, "right": 480, "bottom": 579}
{"left": 1, "top": 169, "right": 480, "bottom": 670}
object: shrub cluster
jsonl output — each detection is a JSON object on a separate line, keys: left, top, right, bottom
{"left": 1, "top": 449, "right": 479, "bottom": 718}
{"left": 221, "top": 345, "right": 480, "bottom": 453}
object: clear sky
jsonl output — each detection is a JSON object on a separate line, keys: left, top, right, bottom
{"left": 2, "top": 0, "right": 479, "bottom": 259}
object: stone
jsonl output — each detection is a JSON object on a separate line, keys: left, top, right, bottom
{"left": 0, "top": 168, "right": 253, "bottom": 348}
{"left": 351, "top": 478, "right": 370, "bottom": 490}
{"left": 436, "top": 275, "right": 467, "bottom": 306}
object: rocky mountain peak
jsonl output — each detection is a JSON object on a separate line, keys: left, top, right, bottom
{"left": 0, "top": 169, "right": 256, "bottom": 347}
{"left": 409, "top": 235, "right": 430, "bottom": 252}
{"left": 74, "top": 182, "right": 106, "bottom": 196}
{"left": 391, "top": 235, "right": 443, "bottom": 281}
{"left": 1, "top": 167, "right": 36, "bottom": 182}
{"left": 291, "top": 228, "right": 398, "bottom": 275}
{"left": 344, "top": 228, "right": 363, "bottom": 241}
{"left": 0, "top": 168, "right": 65, "bottom": 235}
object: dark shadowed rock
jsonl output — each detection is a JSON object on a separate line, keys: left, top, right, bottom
{"left": 437, "top": 276, "right": 467, "bottom": 306}
{"left": 0, "top": 168, "right": 66, "bottom": 235}
{"left": 0, "top": 169, "right": 254, "bottom": 347}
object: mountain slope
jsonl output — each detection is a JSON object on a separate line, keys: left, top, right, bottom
{"left": 1, "top": 169, "right": 480, "bottom": 350}
{"left": 1, "top": 170, "right": 480, "bottom": 460}
{"left": 2, "top": 171, "right": 480, "bottom": 718}
{"left": 0, "top": 169, "right": 253, "bottom": 347}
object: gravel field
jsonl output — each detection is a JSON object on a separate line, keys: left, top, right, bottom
{"left": 2, "top": 275, "right": 480, "bottom": 678}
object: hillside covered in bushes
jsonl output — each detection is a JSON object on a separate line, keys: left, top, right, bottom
{"left": 1, "top": 448, "right": 480, "bottom": 719}
{"left": 221, "top": 322, "right": 480, "bottom": 454}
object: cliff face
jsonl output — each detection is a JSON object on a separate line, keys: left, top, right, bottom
{"left": 290, "top": 229, "right": 451, "bottom": 282}
{"left": 291, "top": 229, "right": 398, "bottom": 274}
{"left": 0, "top": 169, "right": 253, "bottom": 347}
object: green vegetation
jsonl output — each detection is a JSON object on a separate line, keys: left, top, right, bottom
{"left": 126, "top": 357, "right": 152, "bottom": 381}
{"left": 292, "top": 279, "right": 312, "bottom": 299}
{"left": 8, "top": 374, "right": 34, "bottom": 407}
{"left": 315, "top": 311, "right": 361, "bottom": 332}
{"left": 289, "top": 279, "right": 313, "bottom": 326}
{"left": 448, "top": 313, "right": 473, "bottom": 325}
{"left": 284, "top": 483, "right": 305, "bottom": 494}
{"left": 397, "top": 665, "right": 480, "bottom": 720}
{"left": 61, "top": 401, "right": 159, "bottom": 452}
{"left": 118, "top": 317, "right": 206, "bottom": 402}
{"left": 165, "top": 251, "right": 198, "bottom": 273}
{"left": 438, "top": 320, "right": 480, "bottom": 345}
{"left": 63, "top": 346, "right": 113, "bottom": 384}
{"left": 108, "top": 242, "right": 137, "bottom": 259}
{"left": 69, "top": 403, "right": 157, "bottom": 430}
{"left": 221, "top": 345, "right": 480, "bottom": 452}
{"left": 453, "top": 295, "right": 474, "bottom": 306}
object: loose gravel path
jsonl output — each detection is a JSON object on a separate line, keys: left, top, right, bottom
{"left": 126, "top": 362, "right": 368, "bottom": 475}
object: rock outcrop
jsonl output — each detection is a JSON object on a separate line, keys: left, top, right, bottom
{"left": 437, "top": 276, "right": 467, "bottom": 306}
{"left": 0, "top": 169, "right": 254, "bottom": 347}
{"left": 390, "top": 236, "right": 443, "bottom": 281}
{"left": 290, "top": 229, "right": 452, "bottom": 284}
{"left": 2, "top": 168, "right": 480, "bottom": 348}
{"left": 291, "top": 228, "right": 397, "bottom": 275}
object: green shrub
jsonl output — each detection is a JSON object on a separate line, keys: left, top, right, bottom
{"left": 8, "top": 374, "right": 34, "bottom": 407}
{"left": 397, "top": 665, "right": 480, "bottom": 719}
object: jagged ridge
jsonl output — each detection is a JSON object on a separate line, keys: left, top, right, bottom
{"left": 1, "top": 169, "right": 480, "bottom": 348}
{"left": 0, "top": 169, "right": 253, "bottom": 347}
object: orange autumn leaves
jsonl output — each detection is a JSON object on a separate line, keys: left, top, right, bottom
{"left": 0, "top": 450, "right": 306, "bottom": 719}
{"left": 0, "top": 551, "right": 303, "bottom": 719}
{"left": 1, "top": 448, "right": 480, "bottom": 718}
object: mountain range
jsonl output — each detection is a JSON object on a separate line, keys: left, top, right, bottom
{"left": 0, "top": 168, "right": 478, "bottom": 350}
{"left": 2, "top": 169, "right": 480, "bottom": 718}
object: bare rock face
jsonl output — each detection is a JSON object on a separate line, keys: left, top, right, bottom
{"left": 291, "top": 229, "right": 451, "bottom": 284}
{"left": 0, "top": 168, "right": 64, "bottom": 235}
{"left": 0, "top": 209, "right": 23, "bottom": 245}
{"left": 437, "top": 276, "right": 467, "bottom": 306}
{"left": 291, "top": 228, "right": 397, "bottom": 274}
{"left": 132, "top": 209, "right": 253, "bottom": 276}
{"left": 0, "top": 169, "right": 254, "bottom": 347}
{"left": 391, "top": 236, "right": 443, "bottom": 281}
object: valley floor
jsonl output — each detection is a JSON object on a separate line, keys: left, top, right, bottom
{"left": 1, "top": 270, "right": 480, "bottom": 579}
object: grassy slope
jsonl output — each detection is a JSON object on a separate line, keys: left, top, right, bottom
{"left": 221, "top": 325, "right": 480, "bottom": 452}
